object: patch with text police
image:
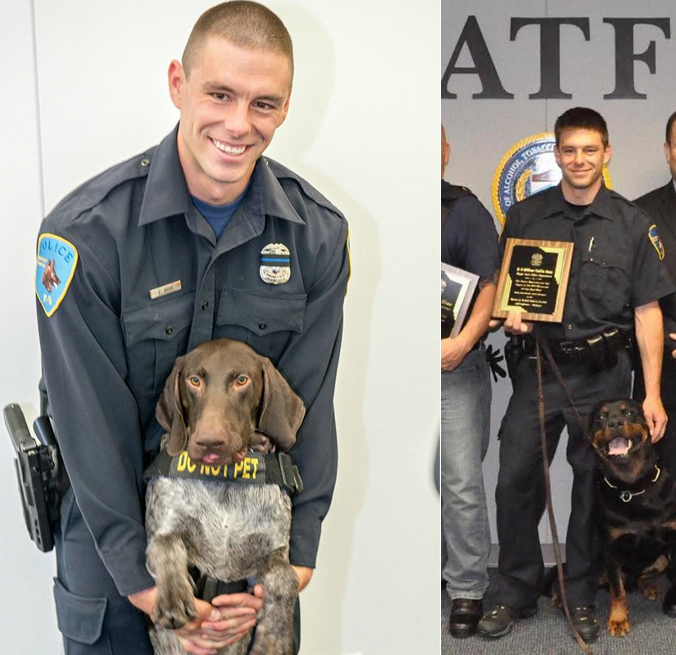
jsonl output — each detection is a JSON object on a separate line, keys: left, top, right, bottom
{"left": 649, "top": 224, "right": 665, "bottom": 260}
{"left": 35, "top": 233, "right": 79, "bottom": 317}
{"left": 492, "top": 132, "right": 612, "bottom": 225}
{"left": 170, "top": 451, "right": 266, "bottom": 484}
{"left": 260, "top": 243, "right": 291, "bottom": 285}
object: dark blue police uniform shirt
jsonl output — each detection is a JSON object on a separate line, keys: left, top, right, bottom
{"left": 36, "top": 126, "right": 350, "bottom": 596}
{"left": 502, "top": 183, "right": 674, "bottom": 341}
{"left": 441, "top": 179, "right": 500, "bottom": 282}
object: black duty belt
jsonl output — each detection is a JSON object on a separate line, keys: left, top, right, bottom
{"left": 514, "top": 328, "right": 632, "bottom": 370}
{"left": 144, "top": 450, "right": 304, "bottom": 497}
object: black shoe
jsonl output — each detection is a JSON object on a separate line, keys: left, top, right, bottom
{"left": 477, "top": 603, "right": 537, "bottom": 639}
{"left": 663, "top": 585, "right": 676, "bottom": 616}
{"left": 449, "top": 598, "right": 482, "bottom": 638}
{"left": 569, "top": 605, "right": 600, "bottom": 643}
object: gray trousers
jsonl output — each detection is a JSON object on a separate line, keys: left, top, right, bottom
{"left": 441, "top": 345, "right": 492, "bottom": 600}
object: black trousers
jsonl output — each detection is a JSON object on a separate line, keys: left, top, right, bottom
{"left": 53, "top": 487, "right": 154, "bottom": 655}
{"left": 495, "top": 351, "right": 632, "bottom": 609}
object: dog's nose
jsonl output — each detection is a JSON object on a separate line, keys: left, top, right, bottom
{"left": 607, "top": 417, "right": 622, "bottom": 430}
{"left": 194, "top": 435, "right": 226, "bottom": 451}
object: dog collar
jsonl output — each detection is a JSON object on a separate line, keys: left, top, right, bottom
{"left": 603, "top": 465, "right": 661, "bottom": 503}
{"left": 144, "top": 450, "right": 304, "bottom": 497}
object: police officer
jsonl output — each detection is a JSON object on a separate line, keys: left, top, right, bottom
{"left": 34, "top": 3, "right": 349, "bottom": 654}
{"left": 477, "top": 107, "right": 673, "bottom": 643}
{"left": 633, "top": 110, "right": 676, "bottom": 476}
{"left": 440, "top": 124, "right": 500, "bottom": 638}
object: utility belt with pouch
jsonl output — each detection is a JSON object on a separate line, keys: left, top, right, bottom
{"left": 504, "top": 328, "right": 633, "bottom": 379}
{"left": 3, "top": 403, "right": 69, "bottom": 552}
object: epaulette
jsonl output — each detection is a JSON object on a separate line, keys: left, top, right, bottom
{"left": 265, "top": 157, "right": 344, "bottom": 219}
{"left": 607, "top": 188, "right": 636, "bottom": 208}
{"left": 47, "top": 148, "right": 157, "bottom": 224}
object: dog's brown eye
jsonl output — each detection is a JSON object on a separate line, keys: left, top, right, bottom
{"left": 236, "top": 375, "right": 249, "bottom": 386}
{"left": 189, "top": 376, "right": 201, "bottom": 387}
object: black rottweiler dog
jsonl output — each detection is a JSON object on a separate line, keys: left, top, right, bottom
{"left": 590, "top": 399, "right": 676, "bottom": 636}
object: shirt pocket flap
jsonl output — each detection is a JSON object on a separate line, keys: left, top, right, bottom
{"left": 217, "top": 287, "right": 306, "bottom": 336}
{"left": 53, "top": 578, "right": 107, "bottom": 645}
{"left": 123, "top": 292, "right": 195, "bottom": 348}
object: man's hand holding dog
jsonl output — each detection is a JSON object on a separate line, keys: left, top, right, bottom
{"left": 188, "top": 585, "right": 264, "bottom": 655}
{"left": 129, "top": 585, "right": 261, "bottom": 655}
{"left": 129, "top": 566, "right": 312, "bottom": 654}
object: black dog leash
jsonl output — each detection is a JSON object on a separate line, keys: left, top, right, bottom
{"left": 535, "top": 330, "right": 594, "bottom": 655}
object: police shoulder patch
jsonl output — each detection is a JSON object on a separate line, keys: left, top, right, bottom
{"left": 648, "top": 224, "right": 666, "bottom": 261}
{"left": 35, "top": 233, "right": 79, "bottom": 317}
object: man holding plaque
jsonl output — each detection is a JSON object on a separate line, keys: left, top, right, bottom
{"left": 633, "top": 110, "right": 676, "bottom": 474}
{"left": 478, "top": 107, "right": 674, "bottom": 642}
{"left": 440, "top": 124, "right": 500, "bottom": 638}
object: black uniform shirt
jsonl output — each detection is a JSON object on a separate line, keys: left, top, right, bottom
{"left": 36, "top": 126, "right": 350, "bottom": 596}
{"left": 502, "top": 183, "right": 674, "bottom": 340}
{"left": 635, "top": 181, "right": 676, "bottom": 335}
{"left": 441, "top": 180, "right": 500, "bottom": 282}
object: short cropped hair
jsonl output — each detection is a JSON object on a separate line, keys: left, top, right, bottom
{"left": 182, "top": 1, "right": 294, "bottom": 81}
{"left": 666, "top": 111, "right": 676, "bottom": 146}
{"left": 554, "top": 107, "right": 609, "bottom": 148}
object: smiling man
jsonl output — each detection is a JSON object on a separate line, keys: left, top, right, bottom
{"left": 478, "top": 107, "right": 673, "bottom": 643}
{"left": 34, "top": 3, "right": 349, "bottom": 655}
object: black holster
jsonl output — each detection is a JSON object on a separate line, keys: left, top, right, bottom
{"left": 505, "top": 336, "right": 525, "bottom": 380}
{"left": 585, "top": 327, "right": 623, "bottom": 373}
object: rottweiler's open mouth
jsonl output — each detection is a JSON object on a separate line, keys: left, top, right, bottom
{"left": 606, "top": 437, "right": 633, "bottom": 458}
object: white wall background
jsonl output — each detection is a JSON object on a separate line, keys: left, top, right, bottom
{"left": 442, "top": 0, "right": 676, "bottom": 548}
{"left": 1, "top": 1, "right": 439, "bottom": 653}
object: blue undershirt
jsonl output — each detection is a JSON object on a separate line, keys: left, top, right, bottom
{"left": 191, "top": 192, "right": 246, "bottom": 240}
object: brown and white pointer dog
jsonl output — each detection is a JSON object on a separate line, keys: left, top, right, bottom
{"left": 146, "top": 338, "right": 305, "bottom": 655}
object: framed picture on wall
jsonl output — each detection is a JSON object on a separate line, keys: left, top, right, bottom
{"left": 441, "top": 262, "right": 479, "bottom": 338}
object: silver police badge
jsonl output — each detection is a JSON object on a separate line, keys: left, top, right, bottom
{"left": 260, "top": 243, "right": 291, "bottom": 285}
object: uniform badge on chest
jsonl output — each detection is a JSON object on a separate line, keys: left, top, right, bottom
{"left": 260, "top": 243, "right": 291, "bottom": 285}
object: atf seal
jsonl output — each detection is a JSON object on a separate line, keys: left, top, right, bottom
{"left": 492, "top": 132, "right": 612, "bottom": 225}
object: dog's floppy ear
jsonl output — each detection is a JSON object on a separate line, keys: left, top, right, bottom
{"left": 258, "top": 357, "right": 306, "bottom": 451}
{"left": 155, "top": 357, "right": 189, "bottom": 456}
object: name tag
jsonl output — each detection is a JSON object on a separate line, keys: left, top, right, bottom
{"left": 149, "top": 280, "right": 182, "bottom": 300}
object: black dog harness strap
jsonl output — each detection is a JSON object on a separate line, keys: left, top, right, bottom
{"left": 188, "top": 566, "right": 248, "bottom": 603}
{"left": 144, "top": 450, "right": 304, "bottom": 497}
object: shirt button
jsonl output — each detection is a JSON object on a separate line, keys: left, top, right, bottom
{"left": 166, "top": 325, "right": 174, "bottom": 335}
{"left": 567, "top": 324, "right": 574, "bottom": 330}
{"left": 258, "top": 321, "right": 267, "bottom": 330}
{"left": 201, "top": 300, "right": 209, "bottom": 310}
{"left": 141, "top": 158, "right": 150, "bottom": 167}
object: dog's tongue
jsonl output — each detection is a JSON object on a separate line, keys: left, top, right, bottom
{"left": 608, "top": 438, "right": 630, "bottom": 456}
{"left": 202, "top": 453, "right": 220, "bottom": 464}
